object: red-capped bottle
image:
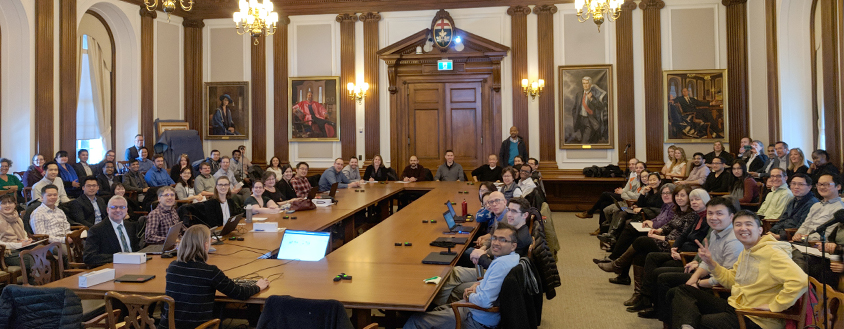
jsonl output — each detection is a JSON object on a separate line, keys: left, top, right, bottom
{"left": 462, "top": 199, "right": 468, "bottom": 217}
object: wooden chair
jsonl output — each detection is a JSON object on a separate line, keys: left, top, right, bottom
{"left": 784, "top": 228, "right": 799, "bottom": 242}
{"left": 12, "top": 171, "right": 25, "bottom": 180}
{"left": 734, "top": 278, "right": 816, "bottom": 329}
{"left": 709, "top": 191, "right": 729, "bottom": 198}
{"left": 0, "top": 245, "right": 11, "bottom": 284}
{"left": 19, "top": 241, "right": 85, "bottom": 285}
{"left": 739, "top": 181, "right": 766, "bottom": 210}
{"left": 104, "top": 291, "right": 220, "bottom": 329}
{"left": 21, "top": 187, "right": 32, "bottom": 203}
{"left": 762, "top": 218, "right": 778, "bottom": 234}
{"left": 117, "top": 161, "right": 131, "bottom": 174}
{"left": 65, "top": 228, "right": 88, "bottom": 267}
{"left": 450, "top": 302, "right": 499, "bottom": 329}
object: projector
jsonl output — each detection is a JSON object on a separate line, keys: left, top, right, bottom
{"left": 312, "top": 198, "right": 334, "bottom": 207}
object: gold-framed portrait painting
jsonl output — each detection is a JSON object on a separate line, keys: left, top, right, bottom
{"left": 664, "top": 69, "right": 727, "bottom": 143}
{"left": 559, "top": 64, "right": 614, "bottom": 149}
{"left": 289, "top": 77, "right": 340, "bottom": 141}
{"left": 203, "top": 81, "right": 249, "bottom": 140}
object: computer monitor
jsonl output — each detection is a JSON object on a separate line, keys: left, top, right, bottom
{"left": 275, "top": 230, "right": 331, "bottom": 261}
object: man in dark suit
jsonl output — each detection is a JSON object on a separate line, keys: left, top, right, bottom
{"left": 570, "top": 76, "right": 607, "bottom": 144}
{"left": 673, "top": 88, "right": 719, "bottom": 135}
{"left": 125, "top": 134, "right": 145, "bottom": 161}
{"left": 65, "top": 176, "right": 108, "bottom": 228}
{"left": 72, "top": 149, "right": 96, "bottom": 179}
{"left": 96, "top": 161, "right": 120, "bottom": 199}
{"left": 83, "top": 195, "right": 140, "bottom": 268}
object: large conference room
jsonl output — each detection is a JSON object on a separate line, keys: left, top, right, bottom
{"left": 0, "top": 0, "right": 842, "bottom": 328}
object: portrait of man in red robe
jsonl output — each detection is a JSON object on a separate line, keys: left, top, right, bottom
{"left": 292, "top": 90, "right": 336, "bottom": 138}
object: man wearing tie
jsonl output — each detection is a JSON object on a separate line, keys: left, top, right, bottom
{"left": 570, "top": 76, "right": 607, "bottom": 144}
{"left": 83, "top": 196, "right": 140, "bottom": 268}
{"left": 673, "top": 88, "right": 720, "bottom": 136}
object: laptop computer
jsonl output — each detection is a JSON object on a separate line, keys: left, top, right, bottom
{"left": 445, "top": 201, "right": 466, "bottom": 223}
{"left": 307, "top": 187, "right": 319, "bottom": 200}
{"left": 443, "top": 210, "right": 473, "bottom": 233}
{"left": 317, "top": 182, "right": 339, "bottom": 199}
{"left": 218, "top": 214, "right": 245, "bottom": 237}
{"left": 275, "top": 230, "right": 332, "bottom": 261}
{"left": 138, "top": 222, "right": 183, "bottom": 254}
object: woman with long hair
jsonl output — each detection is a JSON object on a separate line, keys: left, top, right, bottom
{"left": 55, "top": 150, "right": 81, "bottom": 198}
{"left": 786, "top": 148, "right": 810, "bottom": 177}
{"left": 22, "top": 154, "right": 45, "bottom": 188}
{"left": 201, "top": 176, "right": 242, "bottom": 227}
{"left": 170, "top": 154, "right": 194, "bottom": 184}
{"left": 211, "top": 94, "right": 237, "bottom": 135}
{"left": 729, "top": 160, "right": 759, "bottom": 204}
{"left": 498, "top": 167, "right": 522, "bottom": 200}
{"left": 162, "top": 225, "right": 268, "bottom": 328}
{"left": 601, "top": 172, "right": 664, "bottom": 245}
{"left": 266, "top": 156, "right": 283, "bottom": 181}
{"left": 364, "top": 155, "right": 390, "bottom": 181}
{"left": 0, "top": 194, "right": 31, "bottom": 266}
{"left": 175, "top": 167, "right": 203, "bottom": 202}
{"left": 660, "top": 145, "right": 678, "bottom": 177}
{"left": 665, "top": 147, "right": 688, "bottom": 180}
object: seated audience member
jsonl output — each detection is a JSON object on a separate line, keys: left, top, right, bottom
{"left": 474, "top": 182, "right": 499, "bottom": 230}
{"left": 577, "top": 160, "right": 645, "bottom": 220}
{"left": 122, "top": 159, "right": 151, "bottom": 202}
{"left": 667, "top": 211, "right": 807, "bottom": 329}
{"left": 213, "top": 156, "right": 243, "bottom": 194}
{"left": 269, "top": 166, "right": 297, "bottom": 202}
{"left": 93, "top": 150, "right": 116, "bottom": 175}
{"left": 528, "top": 157, "right": 542, "bottom": 179}
{"left": 125, "top": 134, "right": 144, "bottom": 161}
{"left": 728, "top": 160, "right": 759, "bottom": 204}
{"left": 0, "top": 194, "right": 30, "bottom": 267}
{"left": 702, "top": 157, "right": 732, "bottom": 193}
{"left": 342, "top": 157, "right": 362, "bottom": 181}
{"left": 236, "top": 145, "right": 253, "bottom": 171}
{"left": 517, "top": 165, "right": 537, "bottom": 196}
{"left": 660, "top": 146, "right": 677, "bottom": 177}
{"left": 30, "top": 185, "right": 72, "bottom": 243}
{"left": 404, "top": 222, "right": 521, "bottom": 329}
{"left": 112, "top": 183, "right": 141, "bottom": 214}
{"left": 469, "top": 191, "right": 509, "bottom": 250}
{"left": 472, "top": 154, "right": 503, "bottom": 182}
{"left": 786, "top": 148, "right": 809, "bottom": 177}
{"left": 401, "top": 156, "right": 427, "bottom": 182}
{"left": 675, "top": 153, "right": 709, "bottom": 186}
{"left": 244, "top": 180, "right": 280, "bottom": 214}
{"left": 230, "top": 149, "right": 246, "bottom": 182}
{"left": 193, "top": 162, "right": 216, "bottom": 198}
{"left": 162, "top": 225, "right": 268, "bottom": 329}
{"left": 0, "top": 158, "right": 23, "bottom": 199}
{"left": 169, "top": 154, "right": 194, "bottom": 186}
{"left": 736, "top": 137, "right": 752, "bottom": 159}
{"left": 703, "top": 141, "right": 733, "bottom": 170}
{"left": 31, "top": 162, "right": 71, "bottom": 205}
{"left": 816, "top": 210, "right": 844, "bottom": 286}
{"left": 744, "top": 140, "right": 767, "bottom": 173}
{"left": 83, "top": 195, "right": 140, "bottom": 268}
{"left": 72, "top": 149, "right": 95, "bottom": 179}
{"left": 664, "top": 147, "right": 689, "bottom": 180}
{"left": 632, "top": 198, "right": 743, "bottom": 317}
{"left": 753, "top": 143, "right": 781, "bottom": 179}
{"left": 266, "top": 156, "right": 283, "bottom": 181}
{"left": 363, "top": 155, "right": 390, "bottom": 182}
{"left": 145, "top": 187, "right": 180, "bottom": 245}
{"left": 792, "top": 173, "right": 844, "bottom": 242}
{"left": 498, "top": 167, "right": 522, "bottom": 200}
{"left": 320, "top": 158, "right": 361, "bottom": 191}
{"left": 756, "top": 167, "right": 793, "bottom": 219}
{"left": 768, "top": 173, "right": 819, "bottom": 240}
{"left": 434, "top": 150, "right": 464, "bottom": 181}
{"left": 200, "top": 176, "right": 243, "bottom": 228}
{"left": 290, "top": 162, "right": 312, "bottom": 198}
{"left": 65, "top": 176, "right": 107, "bottom": 227}
{"left": 600, "top": 171, "right": 649, "bottom": 237}
{"left": 95, "top": 162, "right": 119, "bottom": 199}
{"left": 499, "top": 126, "right": 527, "bottom": 167}
{"left": 194, "top": 149, "right": 221, "bottom": 174}
{"left": 598, "top": 189, "right": 710, "bottom": 285}
{"left": 175, "top": 167, "right": 203, "bottom": 202}
{"left": 55, "top": 150, "right": 81, "bottom": 198}
{"left": 136, "top": 147, "right": 154, "bottom": 173}
{"left": 23, "top": 154, "right": 46, "bottom": 188}
{"left": 601, "top": 172, "right": 663, "bottom": 244}
{"left": 808, "top": 149, "right": 840, "bottom": 188}
{"left": 513, "top": 155, "right": 525, "bottom": 167}
{"left": 145, "top": 154, "right": 176, "bottom": 187}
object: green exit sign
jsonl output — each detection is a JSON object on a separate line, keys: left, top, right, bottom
{"left": 438, "top": 59, "right": 453, "bottom": 71}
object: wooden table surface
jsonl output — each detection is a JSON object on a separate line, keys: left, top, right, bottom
{"left": 45, "top": 181, "right": 483, "bottom": 315}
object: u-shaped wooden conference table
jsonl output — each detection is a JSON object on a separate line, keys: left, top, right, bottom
{"left": 45, "top": 181, "right": 483, "bottom": 328}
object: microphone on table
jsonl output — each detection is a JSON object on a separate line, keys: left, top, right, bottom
{"left": 814, "top": 209, "right": 844, "bottom": 234}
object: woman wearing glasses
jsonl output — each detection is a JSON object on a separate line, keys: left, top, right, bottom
{"left": 498, "top": 167, "right": 522, "bottom": 200}
{"left": 200, "top": 176, "right": 243, "bottom": 227}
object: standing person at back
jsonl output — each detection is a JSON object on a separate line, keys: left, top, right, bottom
{"left": 125, "top": 134, "right": 145, "bottom": 161}
{"left": 499, "top": 126, "right": 527, "bottom": 167}
{"left": 434, "top": 150, "right": 464, "bottom": 181}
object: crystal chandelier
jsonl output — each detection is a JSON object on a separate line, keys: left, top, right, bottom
{"left": 575, "top": 0, "right": 623, "bottom": 32}
{"left": 144, "top": 0, "right": 194, "bottom": 21}
{"left": 234, "top": 0, "right": 279, "bottom": 45}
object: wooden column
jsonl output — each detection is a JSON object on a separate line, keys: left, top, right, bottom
{"left": 34, "top": 0, "right": 54, "bottom": 156}
{"left": 640, "top": 0, "right": 664, "bottom": 166}
{"left": 337, "top": 13, "right": 358, "bottom": 159}
{"left": 60, "top": 0, "right": 77, "bottom": 160}
{"left": 765, "top": 0, "right": 781, "bottom": 142}
{"left": 183, "top": 19, "right": 204, "bottom": 138}
{"left": 533, "top": 4, "right": 557, "bottom": 169}
{"left": 273, "top": 17, "right": 290, "bottom": 163}
{"left": 360, "top": 12, "right": 381, "bottom": 161}
{"left": 821, "top": 0, "right": 841, "bottom": 164}
{"left": 139, "top": 7, "right": 156, "bottom": 145}
{"left": 723, "top": 0, "right": 749, "bottom": 151}
{"left": 508, "top": 5, "right": 531, "bottom": 155}
{"left": 251, "top": 35, "right": 267, "bottom": 167}
{"left": 616, "top": 0, "right": 637, "bottom": 166}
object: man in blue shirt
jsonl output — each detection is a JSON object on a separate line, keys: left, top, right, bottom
{"left": 498, "top": 126, "right": 527, "bottom": 167}
{"left": 319, "top": 158, "right": 361, "bottom": 191}
{"left": 403, "top": 222, "right": 521, "bottom": 329}
{"left": 145, "top": 154, "right": 175, "bottom": 187}
{"left": 136, "top": 147, "right": 154, "bottom": 173}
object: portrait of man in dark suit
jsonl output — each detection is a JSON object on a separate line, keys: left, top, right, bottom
{"left": 664, "top": 70, "right": 726, "bottom": 141}
{"left": 560, "top": 65, "right": 613, "bottom": 148}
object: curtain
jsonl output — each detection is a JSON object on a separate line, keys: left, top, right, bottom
{"left": 85, "top": 35, "right": 112, "bottom": 150}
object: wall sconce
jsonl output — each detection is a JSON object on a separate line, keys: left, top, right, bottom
{"left": 521, "top": 79, "right": 545, "bottom": 100}
{"left": 347, "top": 82, "right": 369, "bottom": 104}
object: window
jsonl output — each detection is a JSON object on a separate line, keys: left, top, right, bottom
{"left": 77, "top": 34, "right": 106, "bottom": 163}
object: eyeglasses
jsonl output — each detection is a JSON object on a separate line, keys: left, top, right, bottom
{"left": 490, "top": 236, "right": 515, "bottom": 244}
{"left": 790, "top": 182, "right": 810, "bottom": 187}
{"left": 817, "top": 182, "right": 837, "bottom": 189}
{"left": 160, "top": 193, "right": 176, "bottom": 198}
{"left": 519, "top": 170, "right": 531, "bottom": 174}
{"left": 217, "top": 183, "right": 230, "bottom": 187}
{"left": 108, "top": 206, "right": 127, "bottom": 210}
{"left": 485, "top": 199, "right": 505, "bottom": 206}
{"left": 661, "top": 192, "right": 673, "bottom": 195}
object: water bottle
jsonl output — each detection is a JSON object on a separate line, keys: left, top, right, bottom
{"left": 462, "top": 199, "right": 468, "bottom": 217}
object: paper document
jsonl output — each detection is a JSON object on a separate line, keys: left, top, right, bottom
{"left": 629, "top": 222, "right": 651, "bottom": 232}
{"left": 794, "top": 243, "right": 834, "bottom": 259}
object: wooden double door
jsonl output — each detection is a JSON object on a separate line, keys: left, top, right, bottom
{"left": 404, "top": 81, "right": 485, "bottom": 172}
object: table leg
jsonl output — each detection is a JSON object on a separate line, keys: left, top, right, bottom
{"left": 352, "top": 308, "right": 373, "bottom": 329}
{"left": 344, "top": 216, "right": 358, "bottom": 242}
{"left": 378, "top": 200, "right": 390, "bottom": 221}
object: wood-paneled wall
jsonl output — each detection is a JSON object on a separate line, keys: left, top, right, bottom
{"left": 35, "top": 0, "right": 54, "bottom": 157}
{"left": 183, "top": 18, "right": 204, "bottom": 137}
{"left": 616, "top": 0, "right": 637, "bottom": 164}
{"left": 534, "top": 4, "right": 557, "bottom": 169}
{"left": 139, "top": 6, "right": 156, "bottom": 148}
{"left": 360, "top": 12, "right": 381, "bottom": 161}
{"left": 273, "top": 17, "right": 291, "bottom": 164}
{"left": 724, "top": 0, "right": 750, "bottom": 150}
{"left": 59, "top": 0, "right": 77, "bottom": 162}
{"left": 251, "top": 35, "right": 267, "bottom": 167}
{"left": 508, "top": 5, "right": 530, "bottom": 155}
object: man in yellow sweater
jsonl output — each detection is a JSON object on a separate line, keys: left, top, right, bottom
{"left": 667, "top": 210, "right": 807, "bottom": 329}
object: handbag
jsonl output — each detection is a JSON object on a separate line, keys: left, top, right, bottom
{"left": 290, "top": 198, "right": 316, "bottom": 211}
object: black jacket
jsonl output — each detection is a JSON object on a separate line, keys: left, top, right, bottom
{"left": 528, "top": 208, "right": 561, "bottom": 299}
{"left": 637, "top": 189, "right": 664, "bottom": 220}
{"left": 83, "top": 219, "right": 140, "bottom": 268}
{"left": 96, "top": 173, "right": 120, "bottom": 198}
{"left": 72, "top": 162, "right": 96, "bottom": 180}
{"left": 499, "top": 136, "right": 528, "bottom": 166}
{"left": 65, "top": 196, "right": 108, "bottom": 228}
{"left": 256, "top": 295, "right": 353, "bottom": 329}
{"left": 498, "top": 258, "right": 544, "bottom": 329}
{"left": 0, "top": 285, "right": 83, "bottom": 329}
{"left": 363, "top": 165, "right": 390, "bottom": 181}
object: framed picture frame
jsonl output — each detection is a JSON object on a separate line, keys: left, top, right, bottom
{"left": 663, "top": 69, "right": 728, "bottom": 143}
{"left": 203, "top": 81, "right": 249, "bottom": 140}
{"left": 156, "top": 121, "right": 189, "bottom": 138}
{"left": 559, "top": 64, "right": 614, "bottom": 149}
{"left": 288, "top": 76, "right": 340, "bottom": 141}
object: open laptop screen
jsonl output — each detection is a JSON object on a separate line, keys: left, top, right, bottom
{"left": 275, "top": 230, "right": 331, "bottom": 261}
{"left": 445, "top": 201, "right": 456, "bottom": 218}
{"left": 443, "top": 210, "right": 457, "bottom": 230}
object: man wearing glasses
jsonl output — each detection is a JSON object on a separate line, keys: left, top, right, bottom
{"left": 83, "top": 196, "right": 140, "bottom": 267}
{"left": 65, "top": 176, "right": 108, "bottom": 228}
{"left": 792, "top": 173, "right": 844, "bottom": 242}
{"left": 144, "top": 187, "right": 180, "bottom": 245}
{"left": 768, "top": 173, "right": 818, "bottom": 240}
{"left": 756, "top": 168, "right": 794, "bottom": 220}
{"left": 404, "top": 222, "right": 521, "bottom": 329}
